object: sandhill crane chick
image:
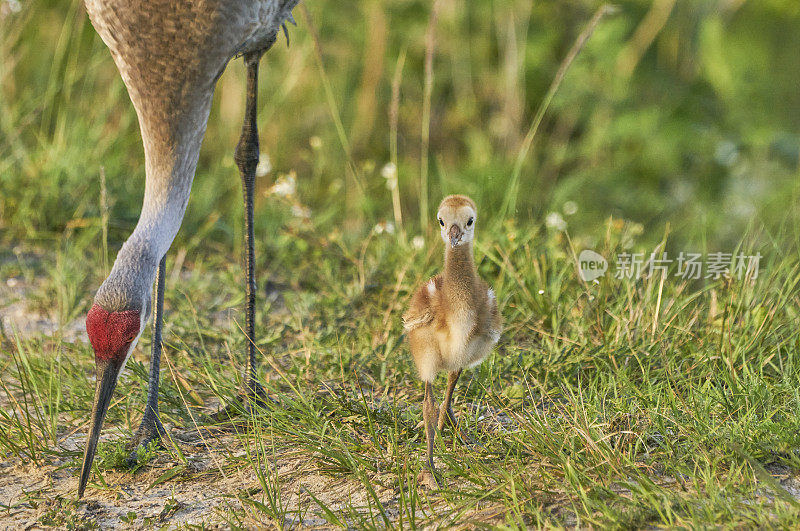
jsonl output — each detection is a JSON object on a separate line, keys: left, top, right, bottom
{"left": 403, "top": 195, "right": 502, "bottom": 487}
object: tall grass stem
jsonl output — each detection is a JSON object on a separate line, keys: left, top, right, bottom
{"left": 501, "top": 4, "right": 616, "bottom": 220}
{"left": 389, "top": 47, "right": 407, "bottom": 239}
{"left": 299, "top": 5, "right": 364, "bottom": 200}
{"left": 420, "top": 0, "right": 443, "bottom": 231}
{"left": 100, "top": 166, "right": 109, "bottom": 274}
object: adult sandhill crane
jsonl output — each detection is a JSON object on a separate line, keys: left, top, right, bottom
{"left": 78, "top": 0, "right": 299, "bottom": 498}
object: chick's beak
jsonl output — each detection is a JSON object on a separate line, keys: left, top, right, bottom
{"left": 78, "top": 359, "right": 121, "bottom": 498}
{"left": 448, "top": 225, "right": 463, "bottom": 247}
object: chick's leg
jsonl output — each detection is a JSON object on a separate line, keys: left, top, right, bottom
{"left": 417, "top": 381, "right": 440, "bottom": 488}
{"left": 437, "top": 369, "right": 462, "bottom": 432}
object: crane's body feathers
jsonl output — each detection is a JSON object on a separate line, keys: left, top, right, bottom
{"left": 79, "top": 0, "right": 298, "bottom": 498}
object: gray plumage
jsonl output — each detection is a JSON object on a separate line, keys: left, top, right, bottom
{"left": 77, "top": 0, "right": 298, "bottom": 498}
{"left": 85, "top": 0, "right": 299, "bottom": 313}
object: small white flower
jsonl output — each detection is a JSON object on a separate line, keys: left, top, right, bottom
{"left": 381, "top": 162, "right": 397, "bottom": 179}
{"left": 268, "top": 173, "right": 296, "bottom": 197}
{"left": 381, "top": 162, "right": 398, "bottom": 190}
{"left": 256, "top": 153, "right": 272, "bottom": 177}
{"left": 563, "top": 201, "right": 578, "bottom": 216}
{"left": 538, "top": 289, "right": 544, "bottom": 295}
{"left": 411, "top": 235, "right": 425, "bottom": 250}
{"left": 373, "top": 221, "right": 395, "bottom": 235}
{"left": 4, "top": 0, "right": 21, "bottom": 13}
{"left": 291, "top": 204, "right": 311, "bottom": 219}
{"left": 545, "top": 212, "right": 567, "bottom": 231}
{"left": 309, "top": 136, "right": 322, "bottom": 150}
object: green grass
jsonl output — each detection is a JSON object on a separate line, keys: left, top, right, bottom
{"left": 3, "top": 217, "right": 800, "bottom": 527}
{"left": 3, "top": 0, "right": 800, "bottom": 527}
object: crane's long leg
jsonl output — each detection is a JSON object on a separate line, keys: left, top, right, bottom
{"left": 417, "top": 382, "right": 440, "bottom": 488}
{"left": 234, "top": 50, "right": 267, "bottom": 407}
{"left": 128, "top": 254, "right": 167, "bottom": 461}
{"left": 207, "top": 48, "right": 278, "bottom": 425}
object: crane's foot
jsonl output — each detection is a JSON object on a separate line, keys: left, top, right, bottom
{"left": 207, "top": 381, "right": 273, "bottom": 424}
{"left": 417, "top": 467, "right": 441, "bottom": 489}
{"left": 126, "top": 414, "right": 167, "bottom": 466}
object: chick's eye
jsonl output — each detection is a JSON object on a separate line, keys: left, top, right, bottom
{"left": 438, "top": 218, "right": 444, "bottom": 227}
{"left": 467, "top": 217, "right": 474, "bottom": 226}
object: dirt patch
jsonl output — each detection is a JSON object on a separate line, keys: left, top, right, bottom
{"left": 0, "top": 428, "right": 422, "bottom": 528}
{"left": 0, "top": 277, "right": 86, "bottom": 343}
{"left": 0, "top": 431, "right": 241, "bottom": 528}
{"left": 0, "top": 414, "right": 516, "bottom": 529}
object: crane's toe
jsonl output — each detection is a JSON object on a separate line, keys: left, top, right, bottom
{"left": 126, "top": 415, "right": 167, "bottom": 466}
{"left": 206, "top": 382, "right": 274, "bottom": 424}
{"left": 243, "top": 380, "right": 271, "bottom": 409}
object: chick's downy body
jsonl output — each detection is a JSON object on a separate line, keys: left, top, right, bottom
{"left": 404, "top": 250, "right": 501, "bottom": 382}
{"left": 403, "top": 194, "right": 501, "bottom": 487}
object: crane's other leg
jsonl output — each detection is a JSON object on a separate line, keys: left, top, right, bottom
{"left": 234, "top": 50, "right": 268, "bottom": 407}
{"left": 437, "top": 369, "right": 466, "bottom": 444}
{"left": 127, "top": 254, "right": 167, "bottom": 462}
{"left": 417, "top": 381, "right": 440, "bottom": 488}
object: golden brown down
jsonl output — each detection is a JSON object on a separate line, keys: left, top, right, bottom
{"left": 402, "top": 194, "right": 502, "bottom": 488}
{"left": 403, "top": 269, "right": 501, "bottom": 382}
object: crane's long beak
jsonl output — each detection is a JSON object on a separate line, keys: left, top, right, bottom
{"left": 78, "top": 359, "right": 120, "bottom": 498}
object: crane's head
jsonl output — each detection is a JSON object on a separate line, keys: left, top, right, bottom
{"left": 437, "top": 195, "right": 478, "bottom": 249}
{"left": 77, "top": 246, "right": 155, "bottom": 497}
{"left": 78, "top": 301, "right": 147, "bottom": 498}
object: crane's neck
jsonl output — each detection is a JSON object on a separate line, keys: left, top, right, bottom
{"left": 95, "top": 95, "right": 213, "bottom": 312}
{"left": 443, "top": 243, "right": 477, "bottom": 305}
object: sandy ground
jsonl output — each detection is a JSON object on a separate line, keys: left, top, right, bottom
{"left": 0, "top": 421, "right": 508, "bottom": 529}
{"left": 0, "top": 285, "right": 497, "bottom": 528}
{"left": 0, "top": 431, "right": 389, "bottom": 528}
{"left": 0, "top": 276, "right": 86, "bottom": 343}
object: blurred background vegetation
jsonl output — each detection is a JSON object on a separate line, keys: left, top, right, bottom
{"left": 1, "top": 0, "right": 799, "bottom": 254}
